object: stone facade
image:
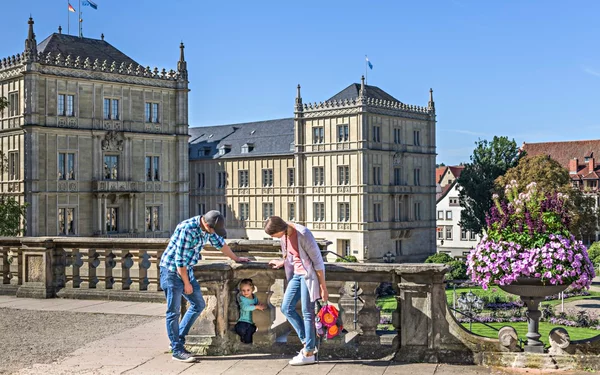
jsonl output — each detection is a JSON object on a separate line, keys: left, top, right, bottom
{"left": 0, "top": 19, "right": 190, "bottom": 237}
{"left": 189, "top": 81, "right": 437, "bottom": 262}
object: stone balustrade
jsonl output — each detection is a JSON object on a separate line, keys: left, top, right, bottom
{"left": 4, "top": 236, "right": 600, "bottom": 368}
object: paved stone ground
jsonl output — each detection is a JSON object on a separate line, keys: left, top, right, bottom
{"left": 0, "top": 296, "right": 593, "bottom": 375}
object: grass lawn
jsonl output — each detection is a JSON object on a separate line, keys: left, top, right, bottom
{"left": 376, "top": 295, "right": 397, "bottom": 312}
{"left": 464, "top": 322, "right": 599, "bottom": 345}
{"left": 445, "top": 286, "right": 600, "bottom": 307}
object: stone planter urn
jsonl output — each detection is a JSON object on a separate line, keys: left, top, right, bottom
{"left": 498, "top": 278, "right": 570, "bottom": 353}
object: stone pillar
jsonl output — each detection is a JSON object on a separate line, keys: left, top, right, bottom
{"left": 395, "top": 264, "right": 449, "bottom": 362}
{"left": 247, "top": 272, "right": 277, "bottom": 345}
{"left": 101, "top": 195, "right": 107, "bottom": 234}
{"left": 15, "top": 239, "right": 58, "bottom": 299}
{"left": 129, "top": 195, "right": 134, "bottom": 234}
{"left": 97, "top": 194, "right": 103, "bottom": 234}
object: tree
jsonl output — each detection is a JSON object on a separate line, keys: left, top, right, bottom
{"left": 436, "top": 163, "right": 446, "bottom": 168}
{"left": 457, "top": 136, "right": 522, "bottom": 234}
{"left": 495, "top": 154, "right": 600, "bottom": 242}
{"left": 0, "top": 150, "right": 28, "bottom": 236}
{"left": 0, "top": 96, "right": 7, "bottom": 112}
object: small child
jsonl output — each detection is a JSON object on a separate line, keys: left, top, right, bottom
{"left": 234, "top": 278, "right": 266, "bottom": 344}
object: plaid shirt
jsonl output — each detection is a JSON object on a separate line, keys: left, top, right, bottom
{"left": 159, "top": 216, "right": 226, "bottom": 272}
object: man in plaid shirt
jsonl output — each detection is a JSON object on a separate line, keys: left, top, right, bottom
{"left": 160, "top": 210, "right": 249, "bottom": 362}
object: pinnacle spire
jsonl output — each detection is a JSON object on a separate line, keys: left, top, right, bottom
{"left": 177, "top": 42, "right": 188, "bottom": 80}
{"left": 428, "top": 88, "right": 435, "bottom": 112}
{"left": 359, "top": 75, "right": 366, "bottom": 99}
{"left": 295, "top": 84, "right": 303, "bottom": 112}
{"left": 24, "top": 17, "right": 38, "bottom": 61}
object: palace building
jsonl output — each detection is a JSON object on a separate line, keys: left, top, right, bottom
{"left": 1, "top": 18, "right": 436, "bottom": 262}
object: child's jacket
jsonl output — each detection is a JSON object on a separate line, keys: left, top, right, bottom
{"left": 238, "top": 294, "right": 258, "bottom": 324}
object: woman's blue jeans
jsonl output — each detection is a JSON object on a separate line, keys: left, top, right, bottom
{"left": 160, "top": 266, "right": 206, "bottom": 353}
{"left": 281, "top": 274, "right": 316, "bottom": 351}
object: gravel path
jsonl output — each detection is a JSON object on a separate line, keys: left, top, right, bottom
{"left": 0, "top": 308, "right": 161, "bottom": 375}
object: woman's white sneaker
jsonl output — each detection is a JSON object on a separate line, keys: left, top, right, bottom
{"left": 289, "top": 351, "right": 316, "bottom": 366}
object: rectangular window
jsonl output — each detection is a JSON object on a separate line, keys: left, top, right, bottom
{"left": 445, "top": 226, "right": 452, "bottom": 240}
{"left": 437, "top": 210, "right": 444, "bottom": 220}
{"left": 145, "top": 102, "right": 159, "bottom": 123}
{"left": 394, "top": 168, "right": 402, "bottom": 185}
{"left": 263, "top": 202, "right": 274, "bottom": 220}
{"left": 58, "top": 152, "right": 75, "bottom": 180}
{"left": 217, "top": 203, "right": 227, "bottom": 218}
{"left": 288, "top": 168, "right": 295, "bottom": 186}
{"left": 103, "top": 98, "right": 119, "bottom": 120}
{"left": 413, "top": 168, "right": 421, "bottom": 186}
{"left": 105, "top": 207, "right": 118, "bottom": 233}
{"left": 395, "top": 200, "right": 403, "bottom": 221}
{"left": 58, "top": 208, "right": 75, "bottom": 235}
{"left": 8, "top": 151, "right": 19, "bottom": 180}
{"left": 394, "top": 128, "right": 401, "bottom": 144}
{"left": 198, "top": 203, "right": 206, "bottom": 215}
{"left": 238, "top": 170, "right": 249, "bottom": 187}
{"left": 8, "top": 92, "right": 19, "bottom": 117}
{"left": 372, "top": 166, "right": 382, "bottom": 185}
{"left": 373, "top": 203, "right": 382, "bottom": 222}
{"left": 337, "top": 124, "right": 349, "bottom": 142}
{"left": 58, "top": 94, "right": 66, "bottom": 116}
{"left": 239, "top": 203, "right": 249, "bottom": 220}
{"left": 313, "top": 166, "right": 324, "bottom": 186}
{"left": 262, "top": 169, "right": 273, "bottom": 187}
{"left": 67, "top": 95, "right": 74, "bottom": 116}
{"left": 313, "top": 202, "right": 325, "bottom": 221}
{"left": 197, "top": 172, "right": 205, "bottom": 188}
{"left": 288, "top": 202, "right": 295, "bottom": 221}
{"left": 145, "top": 206, "right": 160, "bottom": 232}
{"left": 373, "top": 126, "right": 381, "bottom": 142}
{"left": 338, "top": 202, "right": 350, "bottom": 222}
{"left": 312, "top": 127, "right": 324, "bottom": 144}
{"left": 469, "top": 231, "right": 477, "bottom": 241}
{"left": 395, "top": 240, "right": 403, "bottom": 256}
{"left": 103, "top": 155, "right": 118, "bottom": 180}
{"left": 461, "top": 228, "right": 467, "bottom": 241}
{"left": 8, "top": 151, "right": 19, "bottom": 181}
{"left": 449, "top": 197, "right": 459, "bottom": 206}
{"left": 446, "top": 211, "right": 452, "bottom": 220}
{"left": 217, "top": 171, "right": 227, "bottom": 188}
{"left": 437, "top": 227, "right": 444, "bottom": 240}
{"left": 413, "top": 130, "right": 420, "bottom": 146}
{"left": 145, "top": 156, "right": 160, "bottom": 181}
{"left": 338, "top": 166, "right": 350, "bottom": 185}
{"left": 341, "top": 239, "right": 351, "bottom": 257}
{"left": 414, "top": 201, "right": 421, "bottom": 220}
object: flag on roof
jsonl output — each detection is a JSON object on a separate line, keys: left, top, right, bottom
{"left": 83, "top": 0, "right": 98, "bottom": 10}
{"left": 68, "top": 3, "right": 76, "bottom": 12}
{"left": 366, "top": 56, "right": 373, "bottom": 70}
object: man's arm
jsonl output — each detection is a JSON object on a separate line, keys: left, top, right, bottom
{"left": 220, "top": 243, "right": 250, "bottom": 262}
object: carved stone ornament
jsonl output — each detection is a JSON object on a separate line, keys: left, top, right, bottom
{"left": 393, "top": 152, "right": 403, "bottom": 166}
{"left": 101, "top": 131, "right": 124, "bottom": 151}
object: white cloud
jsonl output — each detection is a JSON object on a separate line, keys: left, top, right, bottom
{"left": 583, "top": 66, "right": 600, "bottom": 78}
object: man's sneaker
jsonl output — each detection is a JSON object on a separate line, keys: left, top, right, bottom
{"left": 289, "top": 350, "right": 316, "bottom": 366}
{"left": 172, "top": 351, "right": 196, "bottom": 363}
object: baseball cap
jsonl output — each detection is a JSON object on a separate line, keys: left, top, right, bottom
{"left": 204, "top": 210, "right": 227, "bottom": 238}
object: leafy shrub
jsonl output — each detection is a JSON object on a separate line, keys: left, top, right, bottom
{"left": 376, "top": 282, "right": 396, "bottom": 297}
{"left": 448, "top": 260, "right": 468, "bottom": 280}
{"left": 335, "top": 255, "right": 358, "bottom": 263}
{"left": 425, "top": 253, "right": 453, "bottom": 264}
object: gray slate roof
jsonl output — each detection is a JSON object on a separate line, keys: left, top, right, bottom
{"left": 189, "top": 118, "right": 294, "bottom": 160}
{"left": 328, "top": 83, "right": 402, "bottom": 103}
{"left": 37, "top": 33, "right": 140, "bottom": 66}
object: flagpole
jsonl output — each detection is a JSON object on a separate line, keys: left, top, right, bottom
{"left": 67, "top": 0, "right": 70, "bottom": 35}
{"left": 79, "top": 0, "right": 82, "bottom": 37}
{"left": 365, "top": 55, "right": 368, "bottom": 84}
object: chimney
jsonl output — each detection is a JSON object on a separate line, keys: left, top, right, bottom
{"left": 589, "top": 157, "right": 595, "bottom": 174}
{"left": 569, "top": 158, "right": 578, "bottom": 174}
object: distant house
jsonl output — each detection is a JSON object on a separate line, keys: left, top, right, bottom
{"left": 435, "top": 165, "right": 476, "bottom": 257}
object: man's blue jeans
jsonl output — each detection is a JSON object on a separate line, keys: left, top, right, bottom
{"left": 160, "top": 266, "right": 206, "bottom": 354}
{"left": 281, "top": 274, "right": 316, "bottom": 351}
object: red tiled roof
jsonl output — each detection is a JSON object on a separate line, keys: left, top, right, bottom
{"left": 522, "top": 140, "right": 600, "bottom": 169}
{"left": 435, "top": 167, "right": 447, "bottom": 184}
{"left": 448, "top": 166, "right": 465, "bottom": 179}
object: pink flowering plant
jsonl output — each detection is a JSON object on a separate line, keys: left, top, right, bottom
{"left": 467, "top": 181, "right": 595, "bottom": 290}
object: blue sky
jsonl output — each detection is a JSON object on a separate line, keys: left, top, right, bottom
{"left": 3, "top": 1, "right": 600, "bottom": 165}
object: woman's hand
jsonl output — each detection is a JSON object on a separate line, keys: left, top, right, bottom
{"left": 320, "top": 284, "right": 329, "bottom": 302}
{"left": 268, "top": 259, "right": 284, "bottom": 269}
